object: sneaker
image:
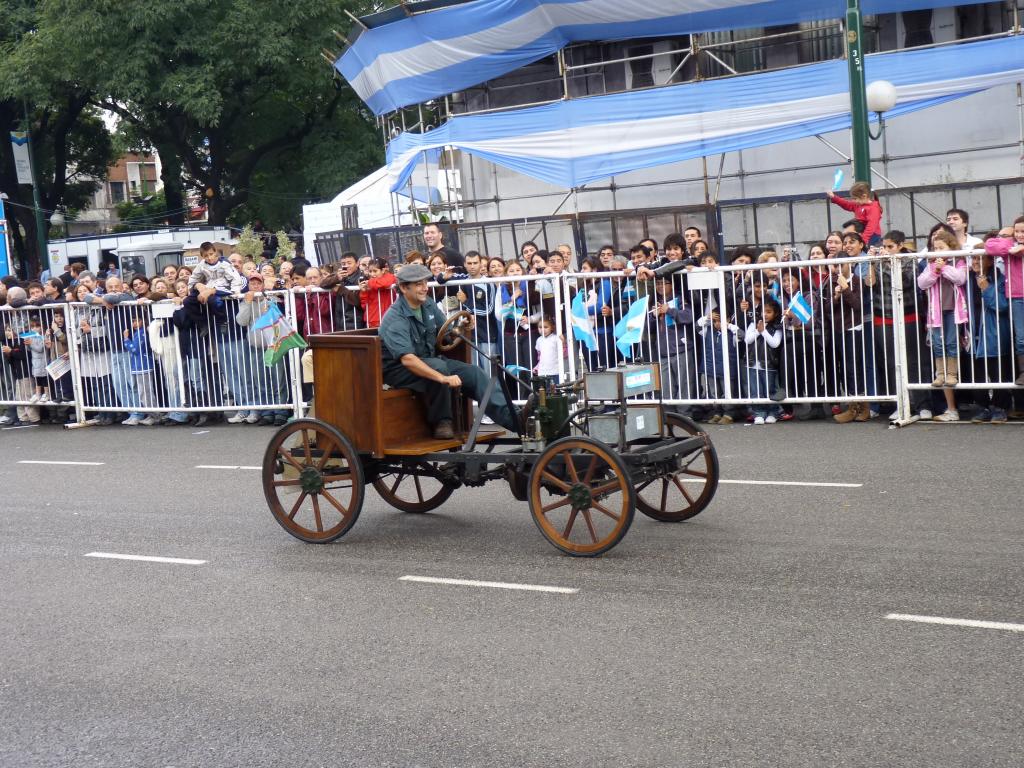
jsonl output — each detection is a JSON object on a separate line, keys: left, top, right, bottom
{"left": 708, "top": 414, "right": 722, "bottom": 424}
{"left": 765, "top": 415, "right": 777, "bottom": 424}
{"left": 868, "top": 409, "right": 880, "bottom": 419}
{"left": 193, "top": 414, "right": 210, "bottom": 427}
{"left": 991, "top": 408, "right": 1008, "bottom": 423}
{"left": 97, "top": 416, "right": 114, "bottom": 426}
{"left": 260, "top": 414, "right": 276, "bottom": 426}
{"left": 753, "top": 416, "right": 766, "bottom": 425}
{"left": 0, "top": 415, "right": 11, "bottom": 425}
{"left": 227, "top": 412, "right": 248, "bottom": 424}
{"left": 918, "top": 409, "right": 933, "bottom": 420}
{"left": 718, "top": 415, "right": 734, "bottom": 425}
{"left": 139, "top": 415, "right": 159, "bottom": 426}
{"left": 780, "top": 412, "right": 794, "bottom": 422}
{"left": 121, "top": 416, "right": 143, "bottom": 426}
{"left": 245, "top": 412, "right": 262, "bottom": 424}
{"left": 934, "top": 409, "right": 960, "bottom": 422}
{"left": 889, "top": 411, "right": 900, "bottom": 422}
{"left": 971, "top": 408, "right": 992, "bottom": 424}
{"left": 38, "top": 394, "right": 51, "bottom": 404}
{"left": 481, "top": 415, "right": 495, "bottom": 425}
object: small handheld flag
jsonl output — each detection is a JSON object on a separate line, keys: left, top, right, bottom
{"left": 19, "top": 330, "right": 43, "bottom": 340}
{"left": 613, "top": 296, "right": 650, "bottom": 359}
{"left": 832, "top": 169, "right": 845, "bottom": 191}
{"left": 252, "top": 303, "right": 283, "bottom": 330}
{"left": 789, "top": 293, "right": 813, "bottom": 324}
{"left": 570, "top": 291, "right": 598, "bottom": 352}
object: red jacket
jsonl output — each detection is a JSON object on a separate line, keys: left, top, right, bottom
{"left": 829, "top": 194, "right": 882, "bottom": 242}
{"left": 360, "top": 273, "right": 397, "bottom": 328}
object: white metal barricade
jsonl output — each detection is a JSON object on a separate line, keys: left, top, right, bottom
{"left": 1, "top": 304, "right": 80, "bottom": 425}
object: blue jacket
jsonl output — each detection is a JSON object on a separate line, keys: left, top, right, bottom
{"left": 122, "top": 328, "right": 154, "bottom": 373}
{"left": 969, "top": 269, "right": 1010, "bottom": 359}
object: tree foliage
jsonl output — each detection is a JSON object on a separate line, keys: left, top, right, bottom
{"left": 0, "top": 0, "right": 383, "bottom": 273}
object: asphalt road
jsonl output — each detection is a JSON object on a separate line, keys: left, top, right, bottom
{"left": 1, "top": 421, "right": 1022, "bottom": 767}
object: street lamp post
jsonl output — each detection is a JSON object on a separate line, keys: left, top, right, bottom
{"left": 22, "top": 101, "right": 49, "bottom": 274}
{"left": 845, "top": 0, "right": 872, "bottom": 184}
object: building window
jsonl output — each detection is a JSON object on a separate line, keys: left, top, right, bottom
{"left": 109, "top": 181, "right": 126, "bottom": 204}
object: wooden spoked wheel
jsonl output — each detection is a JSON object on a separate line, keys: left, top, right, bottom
{"left": 528, "top": 436, "right": 635, "bottom": 557}
{"left": 436, "top": 310, "right": 472, "bottom": 352}
{"left": 634, "top": 412, "right": 719, "bottom": 522}
{"left": 262, "top": 418, "right": 364, "bottom": 543}
{"left": 373, "top": 461, "right": 454, "bottom": 513}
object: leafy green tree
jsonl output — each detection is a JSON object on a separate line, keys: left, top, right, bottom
{"left": 21, "top": 0, "right": 382, "bottom": 226}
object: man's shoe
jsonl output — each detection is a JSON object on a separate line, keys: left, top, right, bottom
{"left": 433, "top": 420, "right": 455, "bottom": 440}
{"left": 708, "top": 414, "right": 721, "bottom": 424}
{"left": 934, "top": 409, "right": 960, "bottom": 422}
{"left": 990, "top": 408, "right": 1008, "bottom": 423}
{"left": 227, "top": 412, "right": 248, "bottom": 424}
{"left": 273, "top": 415, "right": 288, "bottom": 426}
{"left": 971, "top": 408, "right": 992, "bottom": 424}
{"left": 193, "top": 414, "right": 210, "bottom": 427}
{"left": 121, "top": 416, "right": 142, "bottom": 426}
{"left": 139, "top": 415, "right": 159, "bottom": 426}
{"left": 245, "top": 412, "right": 262, "bottom": 424}
{"left": 718, "top": 414, "right": 734, "bottom": 425}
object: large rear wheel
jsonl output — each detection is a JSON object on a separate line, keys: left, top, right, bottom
{"left": 635, "top": 412, "right": 719, "bottom": 522}
{"left": 528, "top": 436, "right": 634, "bottom": 557}
{"left": 262, "top": 419, "right": 364, "bottom": 543}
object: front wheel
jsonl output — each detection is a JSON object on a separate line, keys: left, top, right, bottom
{"left": 262, "top": 418, "right": 365, "bottom": 543}
{"left": 635, "top": 412, "right": 719, "bottom": 522}
{"left": 528, "top": 436, "right": 635, "bottom": 557}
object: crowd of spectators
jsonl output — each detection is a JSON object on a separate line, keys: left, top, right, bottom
{"left": 2, "top": 194, "right": 1023, "bottom": 429}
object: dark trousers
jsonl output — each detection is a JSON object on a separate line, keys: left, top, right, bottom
{"left": 971, "top": 355, "right": 1012, "bottom": 410}
{"left": 384, "top": 357, "right": 518, "bottom": 432}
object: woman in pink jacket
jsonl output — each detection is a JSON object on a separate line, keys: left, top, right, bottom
{"left": 917, "top": 230, "right": 968, "bottom": 421}
{"left": 984, "top": 215, "right": 1024, "bottom": 385}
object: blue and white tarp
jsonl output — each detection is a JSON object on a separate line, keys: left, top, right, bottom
{"left": 338, "top": 0, "right": 996, "bottom": 115}
{"left": 384, "top": 35, "right": 1024, "bottom": 192}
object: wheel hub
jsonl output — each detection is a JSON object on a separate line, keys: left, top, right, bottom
{"left": 299, "top": 466, "right": 324, "bottom": 493}
{"left": 567, "top": 482, "right": 592, "bottom": 510}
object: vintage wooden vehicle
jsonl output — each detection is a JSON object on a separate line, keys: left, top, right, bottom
{"left": 261, "top": 313, "right": 720, "bottom": 556}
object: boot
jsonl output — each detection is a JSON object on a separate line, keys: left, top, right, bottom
{"left": 931, "top": 359, "right": 946, "bottom": 388}
{"left": 944, "top": 357, "right": 959, "bottom": 387}
{"left": 853, "top": 401, "right": 871, "bottom": 422}
{"left": 1016, "top": 355, "right": 1024, "bottom": 387}
{"left": 834, "top": 402, "right": 860, "bottom": 423}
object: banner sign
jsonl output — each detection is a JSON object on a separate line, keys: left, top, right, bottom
{"left": 0, "top": 199, "right": 10, "bottom": 278}
{"left": 9, "top": 131, "right": 33, "bottom": 185}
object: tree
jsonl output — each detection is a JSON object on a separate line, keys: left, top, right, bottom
{"left": 21, "top": 0, "right": 382, "bottom": 226}
{"left": 0, "top": 1, "right": 114, "bottom": 275}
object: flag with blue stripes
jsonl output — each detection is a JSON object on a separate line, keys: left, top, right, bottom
{"left": 789, "top": 293, "right": 813, "bottom": 324}
{"left": 613, "top": 296, "right": 650, "bottom": 359}
{"left": 570, "top": 291, "right": 598, "bottom": 352}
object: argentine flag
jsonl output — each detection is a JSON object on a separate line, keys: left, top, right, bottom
{"left": 613, "top": 296, "right": 650, "bottom": 359}
{"left": 570, "top": 291, "right": 597, "bottom": 352}
{"left": 789, "top": 292, "right": 813, "bottom": 324}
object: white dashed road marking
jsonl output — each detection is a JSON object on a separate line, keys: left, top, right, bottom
{"left": 19, "top": 460, "right": 105, "bottom": 466}
{"left": 886, "top": 613, "right": 1024, "bottom": 633}
{"left": 195, "top": 465, "right": 261, "bottom": 470}
{"left": 85, "top": 552, "right": 207, "bottom": 566}
{"left": 400, "top": 575, "right": 578, "bottom": 594}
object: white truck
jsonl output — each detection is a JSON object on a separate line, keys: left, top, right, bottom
{"left": 46, "top": 227, "right": 234, "bottom": 277}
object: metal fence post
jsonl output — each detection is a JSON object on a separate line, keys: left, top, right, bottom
{"left": 716, "top": 271, "right": 733, "bottom": 399}
{"left": 555, "top": 274, "right": 576, "bottom": 384}
{"left": 286, "top": 290, "right": 305, "bottom": 420}
{"left": 63, "top": 302, "right": 87, "bottom": 426}
{"left": 889, "top": 254, "right": 914, "bottom": 426}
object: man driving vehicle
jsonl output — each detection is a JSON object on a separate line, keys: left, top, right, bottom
{"left": 378, "top": 264, "right": 518, "bottom": 440}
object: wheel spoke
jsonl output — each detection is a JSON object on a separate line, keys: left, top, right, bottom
{"left": 590, "top": 479, "right": 622, "bottom": 497}
{"left": 320, "top": 489, "right": 349, "bottom": 517}
{"left": 660, "top": 478, "right": 669, "bottom": 512}
{"left": 541, "top": 496, "right": 572, "bottom": 514}
{"left": 681, "top": 451, "right": 705, "bottom": 470}
{"left": 562, "top": 451, "right": 580, "bottom": 484}
{"left": 272, "top": 478, "right": 304, "bottom": 487}
{"left": 311, "top": 495, "right": 324, "bottom": 532}
{"left": 287, "top": 492, "right": 307, "bottom": 521}
{"left": 635, "top": 478, "right": 656, "bottom": 493}
{"left": 413, "top": 475, "right": 424, "bottom": 503}
{"left": 561, "top": 508, "right": 579, "bottom": 538}
{"left": 581, "top": 509, "right": 599, "bottom": 543}
{"left": 278, "top": 448, "right": 306, "bottom": 474}
{"left": 316, "top": 438, "right": 338, "bottom": 470}
{"left": 301, "top": 430, "right": 312, "bottom": 464}
{"left": 321, "top": 472, "right": 352, "bottom": 483}
{"left": 672, "top": 474, "right": 695, "bottom": 506}
{"left": 591, "top": 500, "right": 621, "bottom": 521}
{"left": 389, "top": 473, "right": 406, "bottom": 495}
{"left": 540, "top": 471, "right": 572, "bottom": 493}
{"left": 582, "top": 454, "right": 598, "bottom": 485}
{"left": 680, "top": 468, "right": 707, "bottom": 479}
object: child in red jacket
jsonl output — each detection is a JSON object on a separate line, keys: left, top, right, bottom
{"left": 360, "top": 258, "right": 397, "bottom": 328}
{"left": 827, "top": 181, "right": 883, "bottom": 246}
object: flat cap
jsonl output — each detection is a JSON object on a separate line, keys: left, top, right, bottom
{"left": 395, "top": 263, "right": 432, "bottom": 284}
